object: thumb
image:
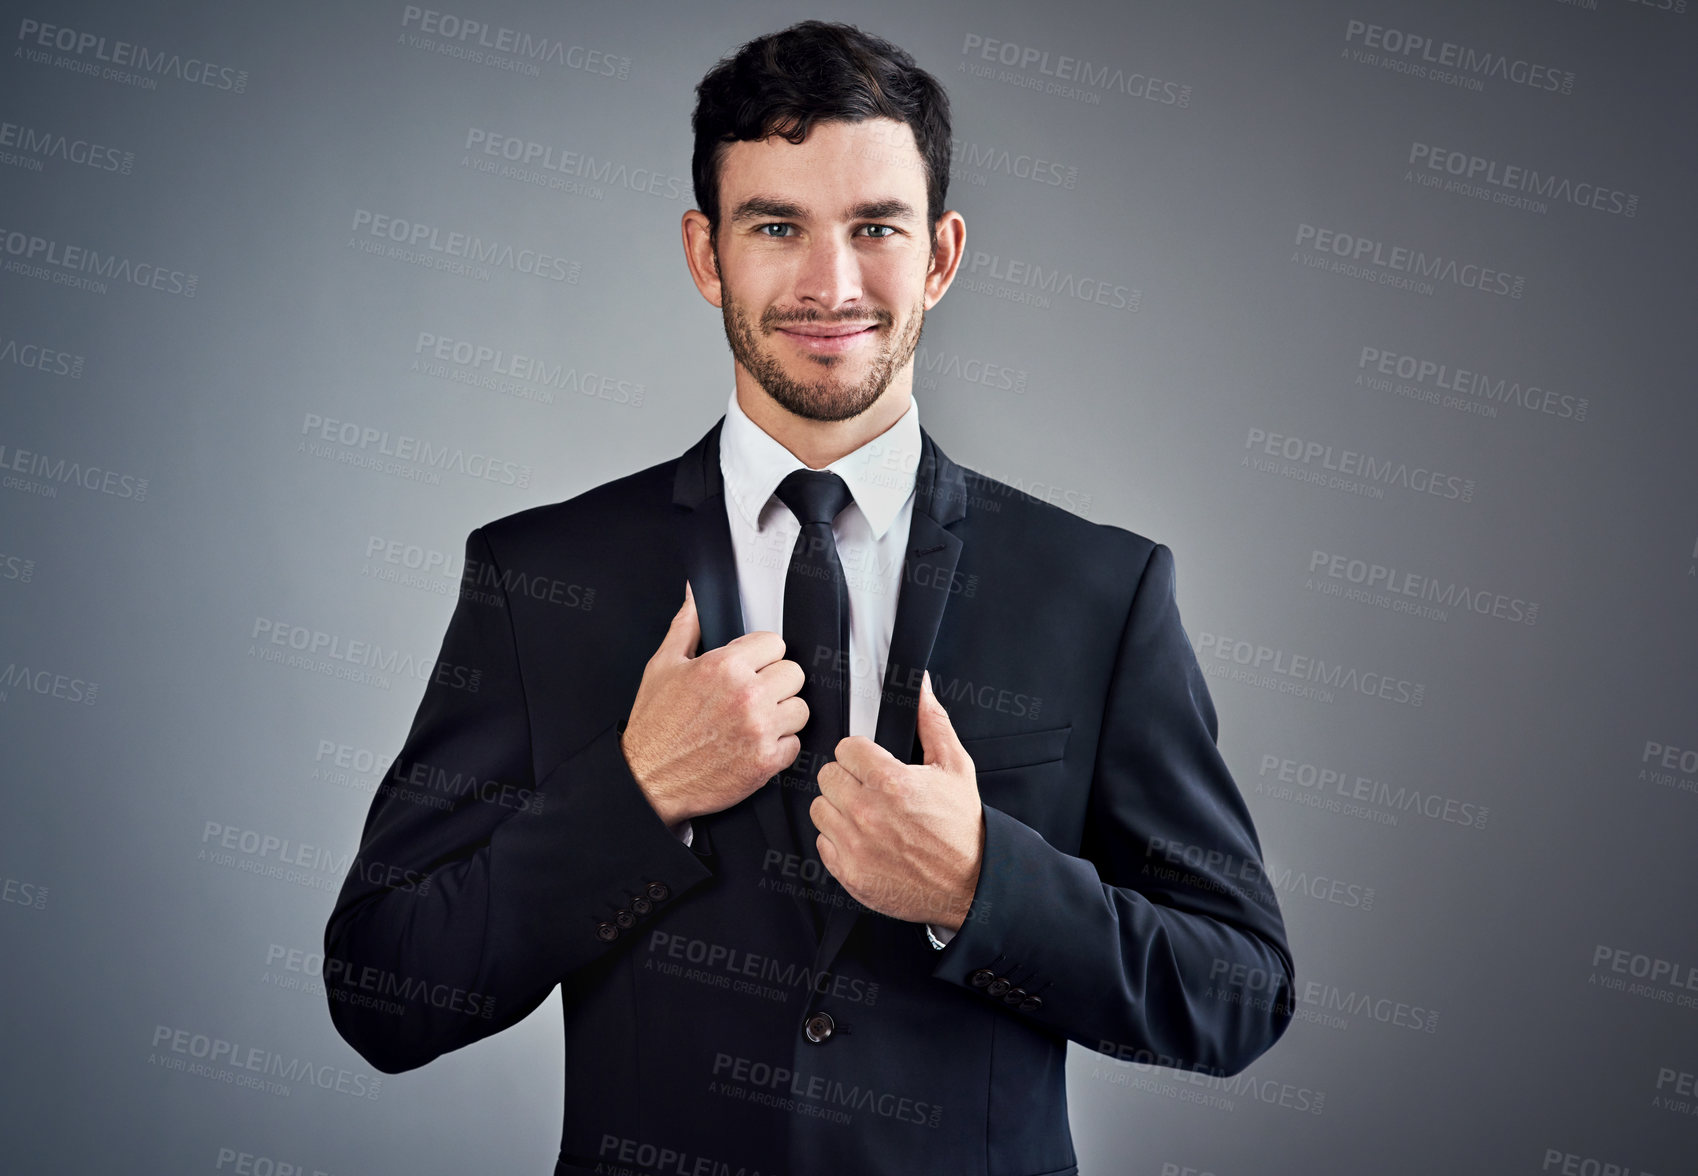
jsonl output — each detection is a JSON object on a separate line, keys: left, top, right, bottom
{"left": 917, "top": 669, "right": 966, "bottom": 771}
{"left": 661, "top": 579, "right": 701, "bottom": 659}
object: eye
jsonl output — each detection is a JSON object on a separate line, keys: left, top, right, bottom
{"left": 753, "top": 223, "right": 899, "bottom": 239}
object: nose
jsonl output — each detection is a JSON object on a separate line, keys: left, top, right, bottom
{"left": 794, "top": 230, "right": 864, "bottom": 314}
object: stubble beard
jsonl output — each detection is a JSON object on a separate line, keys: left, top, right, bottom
{"left": 718, "top": 252, "right": 925, "bottom": 424}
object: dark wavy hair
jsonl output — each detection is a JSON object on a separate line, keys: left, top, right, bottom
{"left": 691, "top": 20, "right": 952, "bottom": 244}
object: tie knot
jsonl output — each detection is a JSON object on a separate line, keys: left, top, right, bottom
{"left": 775, "top": 468, "right": 854, "bottom": 528}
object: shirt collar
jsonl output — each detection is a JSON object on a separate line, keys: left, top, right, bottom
{"left": 720, "top": 384, "right": 920, "bottom": 541}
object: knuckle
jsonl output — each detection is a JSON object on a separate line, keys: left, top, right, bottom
{"left": 842, "top": 793, "right": 868, "bottom": 826}
{"left": 861, "top": 798, "right": 887, "bottom": 833}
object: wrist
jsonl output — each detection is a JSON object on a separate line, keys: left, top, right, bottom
{"left": 642, "top": 781, "right": 686, "bottom": 829}
{"left": 619, "top": 725, "right": 678, "bottom": 825}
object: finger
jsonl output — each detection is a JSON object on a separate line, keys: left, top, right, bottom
{"left": 814, "top": 830, "right": 841, "bottom": 880}
{"left": 809, "top": 793, "right": 846, "bottom": 843}
{"left": 659, "top": 579, "right": 701, "bottom": 659}
{"left": 916, "top": 668, "right": 968, "bottom": 772}
{"left": 753, "top": 654, "right": 806, "bottom": 704}
{"left": 722, "top": 628, "right": 787, "bottom": 671}
{"left": 771, "top": 730, "right": 801, "bottom": 773}
{"left": 815, "top": 759, "right": 848, "bottom": 804}
{"left": 832, "top": 733, "right": 897, "bottom": 787}
{"left": 772, "top": 694, "right": 809, "bottom": 739}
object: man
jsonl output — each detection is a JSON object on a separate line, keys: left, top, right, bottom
{"left": 325, "top": 20, "right": 1294, "bottom": 1176}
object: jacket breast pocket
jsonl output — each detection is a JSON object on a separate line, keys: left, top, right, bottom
{"left": 959, "top": 724, "right": 1071, "bottom": 832}
{"left": 959, "top": 723, "right": 1071, "bottom": 773}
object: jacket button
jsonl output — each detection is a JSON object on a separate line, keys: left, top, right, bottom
{"left": 803, "top": 1012, "right": 835, "bottom": 1043}
{"left": 614, "top": 908, "right": 636, "bottom": 929}
{"left": 986, "top": 977, "right": 1011, "bottom": 997}
{"left": 1019, "top": 995, "right": 1044, "bottom": 1012}
{"left": 1002, "top": 986, "right": 1028, "bottom": 1006}
{"left": 968, "top": 969, "right": 996, "bottom": 988}
{"left": 646, "top": 881, "right": 669, "bottom": 902}
{"left": 595, "top": 922, "right": 618, "bottom": 942}
{"left": 631, "top": 896, "right": 652, "bottom": 916}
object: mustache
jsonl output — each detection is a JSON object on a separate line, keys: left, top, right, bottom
{"left": 762, "top": 308, "right": 893, "bottom": 330}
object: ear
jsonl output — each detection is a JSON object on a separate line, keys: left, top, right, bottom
{"left": 923, "top": 210, "right": 966, "bottom": 309}
{"left": 681, "top": 209, "right": 724, "bottom": 308}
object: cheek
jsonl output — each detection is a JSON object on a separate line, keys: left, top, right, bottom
{"left": 873, "top": 267, "right": 929, "bottom": 317}
{"left": 868, "top": 255, "right": 922, "bottom": 290}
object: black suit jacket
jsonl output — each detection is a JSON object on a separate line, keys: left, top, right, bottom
{"left": 324, "top": 417, "right": 1294, "bottom": 1176}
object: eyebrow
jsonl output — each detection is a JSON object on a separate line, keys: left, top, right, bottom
{"left": 728, "top": 196, "right": 920, "bottom": 225}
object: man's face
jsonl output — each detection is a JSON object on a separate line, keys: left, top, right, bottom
{"left": 710, "top": 118, "right": 934, "bottom": 423}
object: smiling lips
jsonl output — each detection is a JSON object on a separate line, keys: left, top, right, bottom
{"left": 777, "top": 322, "right": 880, "bottom": 353}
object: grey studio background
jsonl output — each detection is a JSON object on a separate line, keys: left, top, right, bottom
{"left": 2, "top": 0, "right": 1695, "bottom": 1173}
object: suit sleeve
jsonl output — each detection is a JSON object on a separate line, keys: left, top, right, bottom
{"left": 929, "top": 541, "right": 1295, "bottom": 1075}
{"left": 323, "top": 526, "right": 715, "bottom": 1074}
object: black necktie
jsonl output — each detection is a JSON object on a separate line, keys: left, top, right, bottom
{"left": 773, "top": 469, "right": 854, "bottom": 932}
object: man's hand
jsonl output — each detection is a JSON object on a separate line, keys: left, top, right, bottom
{"left": 811, "top": 670, "right": 984, "bottom": 931}
{"left": 620, "top": 581, "right": 807, "bottom": 827}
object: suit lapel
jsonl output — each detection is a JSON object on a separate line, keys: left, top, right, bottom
{"left": 669, "top": 415, "right": 971, "bottom": 963}
{"left": 670, "top": 417, "right": 745, "bottom": 652}
{"left": 813, "top": 425, "right": 967, "bottom": 974}
{"left": 671, "top": 417, "right": 816, "bottom": 941}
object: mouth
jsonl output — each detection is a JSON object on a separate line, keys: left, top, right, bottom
{"left": 776, "top": 323, "right": 880, "bottom": 354}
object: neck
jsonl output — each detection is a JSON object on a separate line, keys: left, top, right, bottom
{"left": 734, "top": 369, "right": 913, "bottom": 470}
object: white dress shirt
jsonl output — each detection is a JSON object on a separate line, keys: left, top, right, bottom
{"left": 668, "top": 385, "right": 956, "bottom": 947}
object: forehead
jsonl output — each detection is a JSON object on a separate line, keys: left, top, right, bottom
{"left": 718, "top": 117, "right": 927, "bottom": 218}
